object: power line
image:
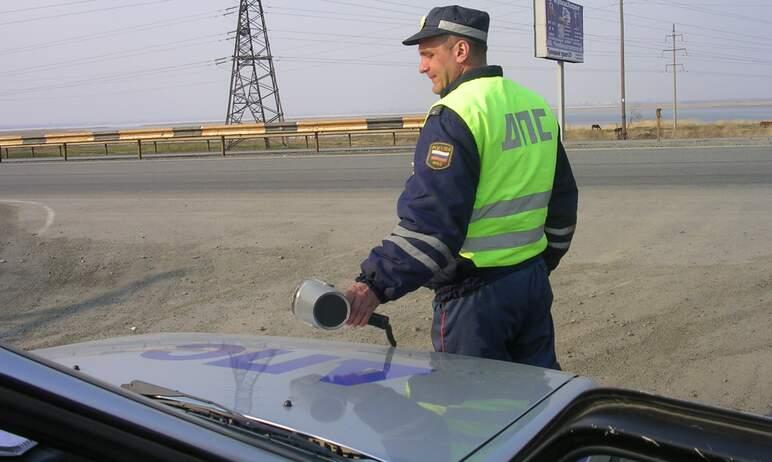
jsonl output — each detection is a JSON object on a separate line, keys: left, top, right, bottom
{"left": 635, "top": 1, "right": 771, "bottom": 5}
{"left": 688, "top": 53, "right": 772, "bottom": 65}
{"left": 274, "top": 23, "right": 409, "bottom": 72}
{"left": 276, "top": 1, "right": 769, "bottom": 58}
{"left": 1, "top": 0, "right": 768, "bottom": 119}
{"left": 0, "top": 75, "right": 228, "bottom": 103}
{"left": 482, "top": 0, "right": 530, "bottom": 7}
{"left": 3, "top": 34, "right": 752, "bottom": 90}
{"left": 315, "top": 0, "right": 416, "bottom": 16}
{"left": 268, "top": 54, "right": 772, "bottom": 80}
{"left": 270, "top": 27, "right": 407, "bottom": 56}
{"left": 367, "top": 0, "right": 426, "bottom": 11}
{"left": 1, "top": 3, "right": 764, "bottom": 77}
{"left": 581, "top": 3, "right": 772, "bottom": 48}
{"left": 665, "top": 29, "right": 772, "bottom": 50}
{"left": 278, "top": 25, "right": 758, "bottom": 63}
{"left": 2, "top": 33, "right": 226, "bottom": 78}
{"left": 0, "top": 0, "right": 96, "bottom": 15}
{"left": 0, "top": 10, "right": 226, "bottom": 57}
{"left": 0, "top": 59, "right": 221, "bottom": 98}
{"left": 0, "top": 55, "right": 767, "bottom": 101}
{"left": 262, "top": 6, "right": 411, "bottom": 26}
{"left": 0, "top": 0, "right": 174, "bottom": 27}
{"left": 644, "top": 0, "right": 772, "bottom": 26}
{"left": 270, "top": 28, "right": 401, "bottom": 42}
{"left": 588, "top": 6, "right": 772, "bottom": 43}
{"left": 271, "top": 34, "right": 731, "bottom": 63}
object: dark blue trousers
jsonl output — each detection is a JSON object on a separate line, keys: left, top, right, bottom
{"left": 431, "top": 258, "right": 560, "bottom": 369}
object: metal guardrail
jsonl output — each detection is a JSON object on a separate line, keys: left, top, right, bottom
{"left": 0, "top": 116, "right": 426, "bottom": 162}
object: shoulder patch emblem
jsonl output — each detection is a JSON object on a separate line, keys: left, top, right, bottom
{"left": 428, "top": 105, "right": 444, "bottom": 117}
{"left": 426, "top": 142, "right": 453, "bottom": 170}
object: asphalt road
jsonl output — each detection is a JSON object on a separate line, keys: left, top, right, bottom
{"left": 1, "top": 145, "right": 770, "bottom": 195}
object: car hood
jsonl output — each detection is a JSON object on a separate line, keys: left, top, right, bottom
{"left": 33, "top": 333, "right": 576, "bottom": 462}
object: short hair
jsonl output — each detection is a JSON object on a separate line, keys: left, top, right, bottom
{"left": 447, "top": 35, "right": 488, "bottom": 64}
{"left": 468, "top": 39, "right": 488, "bottom": 58}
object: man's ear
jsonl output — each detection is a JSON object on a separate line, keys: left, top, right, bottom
{"left": 455, "top": 39, "right": 471, "bottom": 63}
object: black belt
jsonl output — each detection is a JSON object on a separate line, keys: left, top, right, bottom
{"left": 431, "top": 255, "right": 543, "bottom": 302}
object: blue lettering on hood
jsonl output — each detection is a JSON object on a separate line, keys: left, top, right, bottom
{"left": 140, "top": 344, "right": 433, "bottom": 386}
{"left": 320, "top": 359, "right": 432, "bottom": 386}
{"left": 141, "top": 343, "right": 245, "bottom": 360}
{"left": 207, "top": 350, "right": 338, "bottom": 374}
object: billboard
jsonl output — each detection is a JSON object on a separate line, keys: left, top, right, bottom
{"left": 534, "top": 0, "right": 584, "bottom": 63}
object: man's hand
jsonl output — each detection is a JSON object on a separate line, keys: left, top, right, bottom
{"left": 344, "top": 282, "right": 380, "bottom": 327}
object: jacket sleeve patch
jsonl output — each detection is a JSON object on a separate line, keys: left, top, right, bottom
{"left": 426, "top": 142, "right": 454, "bottom": 170}
{"left": 428, "top": 105, "right": 444, "bottom": 117}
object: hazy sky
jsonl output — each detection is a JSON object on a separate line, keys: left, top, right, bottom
{"left": 0, "top": 0, "right": 770, "bottom": 128}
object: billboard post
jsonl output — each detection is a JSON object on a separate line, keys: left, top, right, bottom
{"left": 534, "top": 0, "right": 584, "bottom": 141}
{"left": 558, "top": 61, "right": 565, "bottom": 141}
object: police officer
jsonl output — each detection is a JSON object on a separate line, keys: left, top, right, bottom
{"left": 345, "top": 5, "right": 578, "bottom": 369}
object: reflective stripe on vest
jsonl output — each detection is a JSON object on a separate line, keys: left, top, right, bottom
{"left": 431, "top": 76, "right": 558, "bottom": 267}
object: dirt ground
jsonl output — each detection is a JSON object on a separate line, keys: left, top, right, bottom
{"left": 1, "top": 186, "right": 771, "bottom": 416}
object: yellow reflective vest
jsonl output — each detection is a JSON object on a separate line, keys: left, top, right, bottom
{"left": 430, "top": 76, "right": 559, "bottom": 268}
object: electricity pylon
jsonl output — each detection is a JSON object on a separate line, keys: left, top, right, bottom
{"left": 664, "top": 24, "right": 686, "bottom": 137}
{"left": 225, "top": 0, "right": 284, "bottom": 127}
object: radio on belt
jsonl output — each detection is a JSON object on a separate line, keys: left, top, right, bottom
{"left": 292, "top": 279, "right": 396, "bottom": 347}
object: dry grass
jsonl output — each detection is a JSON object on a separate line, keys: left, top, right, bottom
{"left": 1, "top": 132, "right": 422, "bottom": 160}
{"left": 567, "top": 119, "right": 772, "bottom": 141}
{"left": 226, "top": 132, "right": 421, "bottom": 152}
{"left": 2, "top": 121, "right": 770, "bottom": 160}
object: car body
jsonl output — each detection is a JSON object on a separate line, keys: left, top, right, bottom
{"left": 1, "top": 333, "right": 771, "bottom": 461}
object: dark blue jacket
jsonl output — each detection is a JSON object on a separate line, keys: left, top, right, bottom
{"left": 358, "top": 66, "right": 578, "bottom": 303}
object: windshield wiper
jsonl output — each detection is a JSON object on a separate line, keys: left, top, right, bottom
{"left": 121, "top": 380, "right": 370, "bottom": 461}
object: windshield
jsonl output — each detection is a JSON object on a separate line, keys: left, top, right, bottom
{"left": 121, "top": 379, "right": 368, "bottom": 461}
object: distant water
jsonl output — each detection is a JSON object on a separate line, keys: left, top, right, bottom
{"left": 1, "top": 103, "right": 770, "bottom": 133}
{"left": 564, "top": 105, "right": 772, "bottom": 127}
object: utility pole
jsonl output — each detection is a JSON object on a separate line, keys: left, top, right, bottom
{"left": 664, "top": 24, "right": 686, "bottom": 137}
{"left": 225, "top": 0, "right": 284, "bottom": 127}
{"left": 619, "top": 0, "right": 627, "bottom": 140}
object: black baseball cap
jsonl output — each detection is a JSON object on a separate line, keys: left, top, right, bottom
{"left": 402, "top": 5, "right": 490, "bottom": 46}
